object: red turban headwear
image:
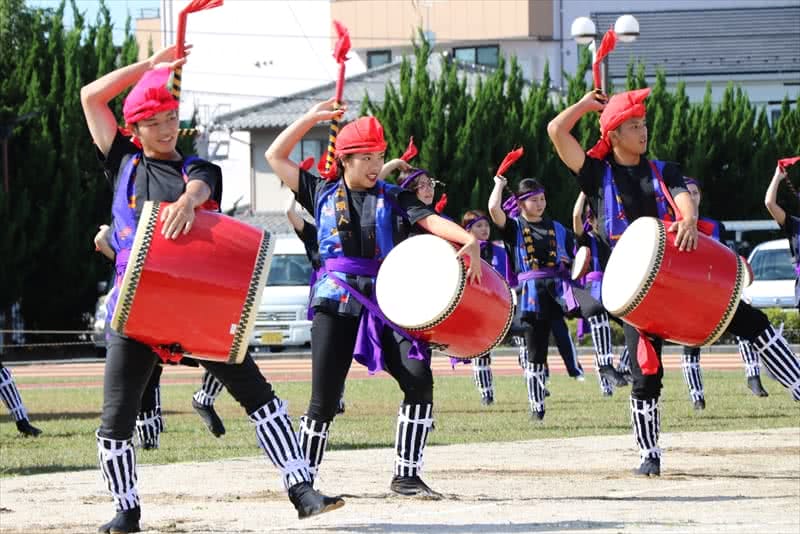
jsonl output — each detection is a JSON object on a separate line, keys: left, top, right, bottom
{"left": 123, "top": 68, "right": 179, "bottom": 125}
{"left": 334, "top": 117, "right": 387, "bottom": 157}
{"left": 587, "top": 88, "right": 650, "bottom": 160}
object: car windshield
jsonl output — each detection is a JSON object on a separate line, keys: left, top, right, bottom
{"left": 267, "top": 254, "right": 312, "bottom": 286}
{"left": 750, "top": 248, "right": 796, "bottom": 281}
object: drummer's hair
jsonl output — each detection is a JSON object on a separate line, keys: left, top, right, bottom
{"left": 461, "top": 209, "right": 488, "bottom": 227}
{"left": 517, "top": 178, "right": 544, "bottom": 195}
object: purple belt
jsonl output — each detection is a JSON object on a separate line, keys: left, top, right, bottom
{"left": 586, "top": 271, "right": 603, "bottom": 283}
{"left": 517, "top": 267, "right": 562, "bottom": 281}
{"left": 322, "top": 257, "right": 430, "bottom": 375}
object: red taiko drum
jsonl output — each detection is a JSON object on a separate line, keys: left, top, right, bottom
{"left": 375, "top": 234, "right": 514, "bottom": 359}
{"left": 602, "top": 217, "right": 746, "bottom": 346}
{"left": 111, "top": 201, "right": 274, "bottom": 363}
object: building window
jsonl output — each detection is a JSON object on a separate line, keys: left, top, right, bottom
{"left": 367, "top": 50, "right": 392, "bottom": 69}
{"left": 289, "top": 139, "right": 323, "bottom": 164}
{"left": 452, "top": 45, "right": 499, "bottom": 67}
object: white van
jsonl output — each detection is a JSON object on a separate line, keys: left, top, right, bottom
{"left": 250, "top": 234, "right": 314, "bottom": 351}
{"left": 742, "top": 238, "right": 796, "bottom": 309}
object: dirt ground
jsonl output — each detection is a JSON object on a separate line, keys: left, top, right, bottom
{"left": 1, "top": 427, "right": 798, "bottom": 533}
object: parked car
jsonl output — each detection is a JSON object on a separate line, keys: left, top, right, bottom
{"left": 250, "top": 234, "right": 313, "bottom": 352}
{"left": 742, "top": 239, "right": 796, "bottom": 309}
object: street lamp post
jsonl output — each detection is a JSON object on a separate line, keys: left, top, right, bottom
{"left": 570, "top": 14, "right": 640, "bottom": 94}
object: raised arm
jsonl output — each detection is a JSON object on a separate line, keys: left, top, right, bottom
{"left": 764, "top": 166, "right": 787, "bottom": 227}
{"left": 265, "top": 98, "right": 345, "bottom": 193}
{"left": 80, "top": 45, "right": 187, "bottom": 156}
{"left": 572, "top": 192, "right": 587, "bottom": 236}
{"left": 378, "top": 158, "right": 412, "bottom": 181}
{"left": 488, "top": 175, "right": 508, "bottom": 229}
{"left": 547, "top": 90, "right": 607, "bottom": 174}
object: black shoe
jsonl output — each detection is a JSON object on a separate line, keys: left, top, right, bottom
{"left": 544, "top": 388, "right": 551, "bottom": 397}
{"left": 616, "top": 367, "right": 633, "bottom": 384}
{"left": 599, "top": 365, "right": 629, "bottom": 387}
{"left": 390, "top": 475, "right": 443, "bottom": 499}
{"left": 288, "top": 481, "right": 345, "bottom": 519}
{"left": 192, "top": 399, "right": 225, "bottom": 437}
{"left": 336, "top": 400, "right": 346, "bottom": 415}
{"left": 633, "top": 457, "right": 661, "bottom": 477}
{"left": 530, "top": 409, "right": 545, "bottom": 422}
{"left": 480, "top": 395, "right": 494, "bottom": 406}
{"left": 16, "top": 419, "right": 42, "bottom": 437}
{"left": 693, "top": 398, "right": 706, "bottom": 411}
{"left": 748, "top": 376, "right": 769, "bottom": 397}
{"left": 602, "top": 389, "right": 613, "bottom": 398}
{"left": 98, "top": 507, "right": 141, "bottom": 533}
{"left": 140, "top": 439, "right": 158, "bottom": 450}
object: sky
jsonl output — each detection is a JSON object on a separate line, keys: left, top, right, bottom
{"left": 26, "top": 0, "right": 162, "bottom": 43}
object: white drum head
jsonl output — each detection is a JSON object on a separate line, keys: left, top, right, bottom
{"left": 571, "top": 246, "right": 591, "bottom": 280}
{"left": 376, "top": 234, "right": 463, "bottom": 329}
{"left": 602, "top": 217, "right": 664, "bottom": 315}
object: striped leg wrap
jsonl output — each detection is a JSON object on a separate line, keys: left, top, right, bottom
{"left": 472, "top": 354, "right": 494, "bottom": 400}
{"left": 135, "top": 408, "right": 162, "bottom": 449}
{"left": 630, "top": 397, "right": 661, "bottom": 462}
{"left": 97, "top": 432, "right": 139, "bottom": 511}
{"left": 588, "top": 313, "right": 614, "bottom": 367}
{"left": 681, "top": 349, "right": 705, "bottom": 402}
{"left": 297, "top": 415, "right": 331, "bottom": 482}
{"left": 394, "top": 403, "right": 434, "bottom": 478}
{"left": 618, "top": 347, "right": 631, "bottom": 373}
{"left": 752, "top": 326, "right": 800, "bottom": 400}
{"left": 738, "top": 337, "right": 761, "bottom": 378}
{"left": 0, "top": 366, "right": 27, "bottom": 422}
{"left": 525, "top": 363, "right": 547, "bottom": 413}
{"left": 250, "top": 399, "right": 311, "bottom": 490}
{"left": 594, "top": 355, "right": 614, "bottom": 395}
{"left": 514, "top": 336, "right": 528, "bottom": 370}
{"left": 193, "top": 371, "right": 224, "bottom": 407}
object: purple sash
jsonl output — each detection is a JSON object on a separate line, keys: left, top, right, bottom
{"left": 322, "top": 257, "right": 430, "bottom": 375}
{"left": 517, "top": 267, "right": 579, "bottom": 314}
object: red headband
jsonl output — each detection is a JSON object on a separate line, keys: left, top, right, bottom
{"left": 122, "top": 68, "right": 179, "bottom": 125}
{"left": 334, "top": 117, "right": 387, "bottom": 156}
{"left": 587, "top": 88, "right": 650, "bottom": 160}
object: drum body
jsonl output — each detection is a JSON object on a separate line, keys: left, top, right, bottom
{"left": 376, "top": 234, "right": 514, "bottom": 359}
{"left": 602, "top": 217, "right": 746, "bottom": 346}
{"left": 111, "top": 201, "right": 274, "bottom": 363}
{"left": 571, "top": 246, "right": 591, "bottom": 280}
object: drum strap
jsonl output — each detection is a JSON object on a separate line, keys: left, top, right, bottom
{"left": 321, "top": 259, "right": 430, "bottom": 375}
{"left": 648, "top": 161, "right": 716, "bottom": 237}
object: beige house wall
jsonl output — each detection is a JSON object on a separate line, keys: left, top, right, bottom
{"left": 330, "top": 0, "right": 553, "bottom": 49}
{"left": 135, "top": 18, "right": 161, "bottom": 62}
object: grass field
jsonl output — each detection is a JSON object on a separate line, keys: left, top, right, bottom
{"left": 1, "top": 370, "right": 798, "bottom": 478}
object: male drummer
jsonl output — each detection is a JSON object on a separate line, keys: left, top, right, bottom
{"left": 548, "top": 88, "right": 800, "bottom": 476}
{"left": 81, "top": 45, "right": 343, "bottom": 533}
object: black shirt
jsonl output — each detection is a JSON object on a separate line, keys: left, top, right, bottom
{"left": 576, "top": 230, "right": 611, "bottom": 269}
{"left": 500, "top": 216, "right": 575, "bottom": 271}
{"left": 295, "top": 221, "right": 321, "bottom": 270}
{"left": 295, "top": 169, "right": 434, "bottom": 257}
{"left": 781, "top": 214, "right": 800, "bottom": 263}
{"left": 576, "top": 155, "right": 686, "bottom": 264}
{"left": 97, "top": 131, "right": 222, "bottom": 216}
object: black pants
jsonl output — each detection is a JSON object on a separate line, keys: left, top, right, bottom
{"left": 307, "top": 310, "right": 433, "bottom": 422}
{"left": 521, "top": 298, "right": 582, "bottom": 376}
{"left": 626, "top": 301, "right": 769, "bottom": 400}
{"left": 98, "top": 333, "right": 275, "bottom": 440}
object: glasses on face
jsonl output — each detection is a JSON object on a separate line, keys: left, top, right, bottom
{"left": 414, "top": 178, "right": 445, "bottom": 191}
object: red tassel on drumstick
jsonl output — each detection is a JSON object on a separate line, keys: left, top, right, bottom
{"left": 592, "top": 27, "right": 617, "bottom": 94}
{"left": 299, "top": 156, "right": 315, "bottom": 172}
{"left": 319, "top": 20, "right": 351, "bottom": 180}
{"left": 168, "top": 0, "right": 224, "bottom": 100}
{"left": 496, "top": 147, "right": 526, "bottom": 216}
{"left": 401, "top": 136, "right": 418, "bottom": 162}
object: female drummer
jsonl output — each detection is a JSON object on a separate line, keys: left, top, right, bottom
{"left": 455, "top": 209, "right": 515, "bottom": 406}
{"left": 765, "top": 164, "right": 800, "bottom": 311}
{"left": 488, "top": 177, "right": 584, "bottom": 422}
{"left": 571, "top": 192, "right": 628, "bottom": 397}
{"left": 266, "top": 100, "right": 481, "bottom": 499}
{"left": 548, "top": 88, "right": 800, "bottom": 476}
{"left": 81, "top": 46, "right": 343, "bottom": 532}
